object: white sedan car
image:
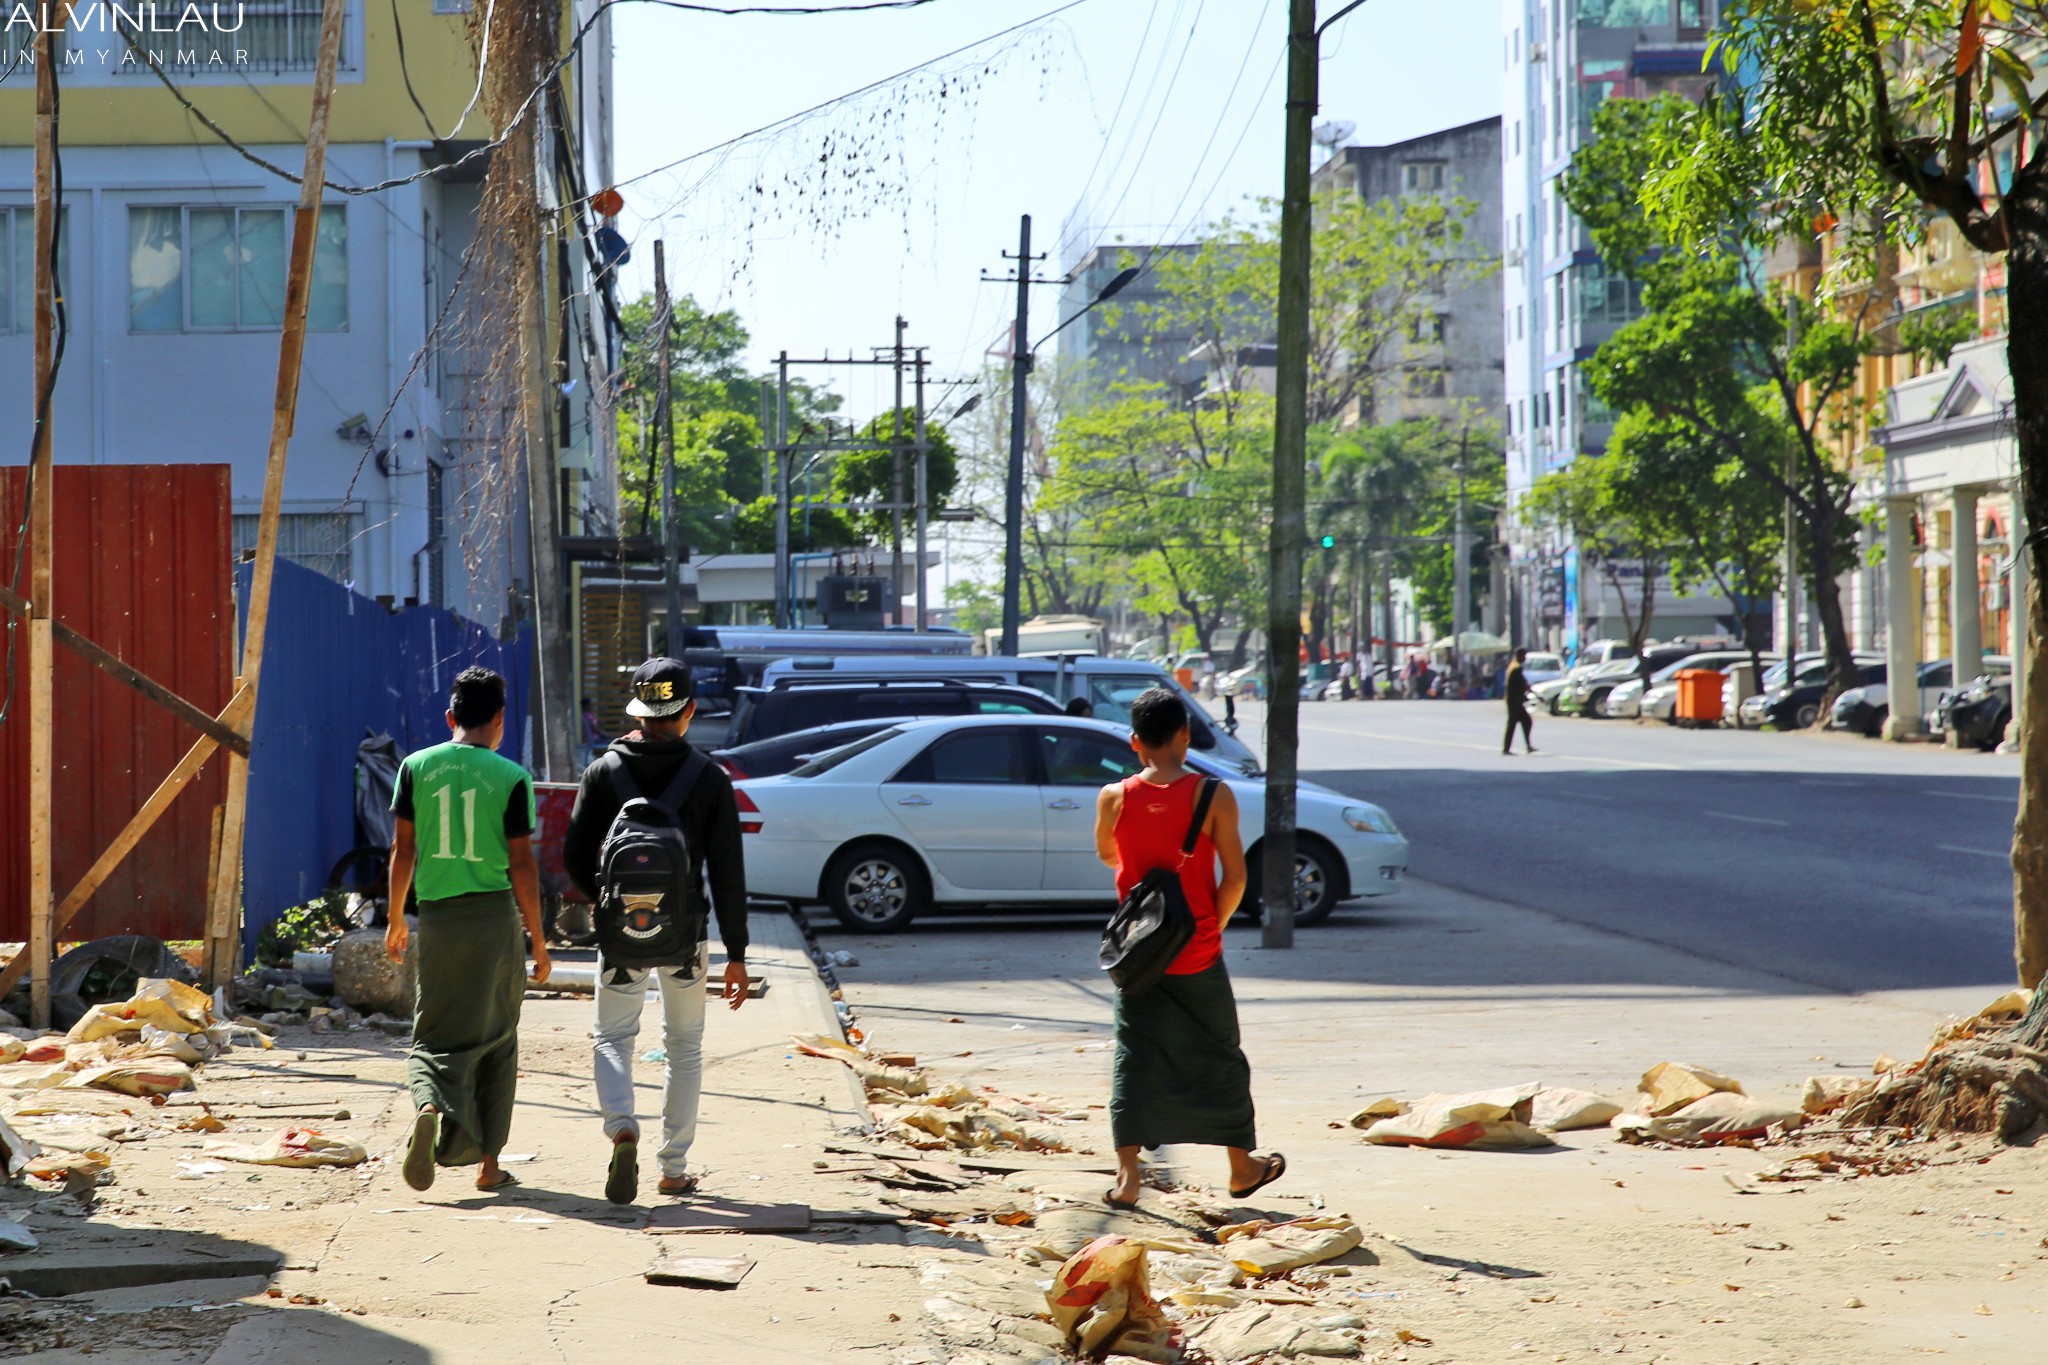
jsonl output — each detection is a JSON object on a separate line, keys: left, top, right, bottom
{"left": 735, "top": 715, "right": 1408, "bottom": 932}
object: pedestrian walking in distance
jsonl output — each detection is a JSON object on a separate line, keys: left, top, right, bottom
{"left": 385, "top": 666, "right": 550, "bottom": 1193}
{"left": 564, "top": 657, "right": 751, "bottom": 1204}
{"left": 1093, "top": 688, "right": 1285, "bottom": 1209}
{"left": 1503, "top": 646, "right": 1537, "bottom": 755}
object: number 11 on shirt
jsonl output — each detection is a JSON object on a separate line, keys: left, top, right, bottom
{"left": 431, "top": 785, "right": 484, "bottom": 862}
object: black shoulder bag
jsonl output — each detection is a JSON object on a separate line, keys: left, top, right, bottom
{"left": 1098, "top": 776, "right": 1219, "bottom": 996}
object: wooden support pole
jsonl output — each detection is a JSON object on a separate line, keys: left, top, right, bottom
{"left": 26, "top": 3, "right": 68, "bottom": 1029}
{"left": 202, "top": 0, "right": 350, "bottom": 990}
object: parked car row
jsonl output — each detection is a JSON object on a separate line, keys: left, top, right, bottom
{"left": 1540, "top": 639, "right": 2014, "bottom": 748}
{"left": 698, "top": 655, "right": 1407, "bottom": 932}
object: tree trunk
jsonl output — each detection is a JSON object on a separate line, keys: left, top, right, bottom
{"left": 2004, "top": 175, "right": 2048, "bottom": 988}
{"left": 1805, "top": 499, "right": 1862, "bottom": 698}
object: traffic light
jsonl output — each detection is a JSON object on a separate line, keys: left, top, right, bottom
{"left": 1319, "top": 534, "right": 1336, "bottom": 549}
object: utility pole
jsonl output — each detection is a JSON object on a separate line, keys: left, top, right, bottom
{"left": 914, "top": 351, "right": 929, "bottom": 632}
{"left": 773, "top": 351, "right": 791, "bottom": 628}
{"left": 1001, "top": 215, "right": 1042, "bottom": 657}
{"left": 1783, "top": 292, "right": 1801, "bottom": 660}
{"left": 892, "top": 315, "right": 907, "bottom": 624}
{"left": 654, "top": 242, "right": 683, "bottom": 649}
{"left": 26, "top": 1, "right": 64, "bottom": 1026}
{"left": 1263, "top": 0, "right": 1322, "bottom": 950}
{"left": 1453, "top": 443, "right": 1470, "bottom": 662}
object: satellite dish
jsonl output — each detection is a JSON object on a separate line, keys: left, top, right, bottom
{"left": 1313, "top": 120, "right": 1357, "bottom": 148}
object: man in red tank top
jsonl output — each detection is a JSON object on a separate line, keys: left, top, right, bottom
{"left": 1092, "top": 689, "right": 1286, "bottom": 1210}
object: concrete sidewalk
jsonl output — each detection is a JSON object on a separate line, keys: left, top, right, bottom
{"left": 8, "top": 911, "right": 930, "bottom": 1363}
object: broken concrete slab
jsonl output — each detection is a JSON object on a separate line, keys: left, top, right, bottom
{"left": 644, "top": 1251, "right": 754, "bottom": 1288}
{"left": 0, "top": 1245, "right": 283, "bottom": 1297}
{"left": 644, "top": 1200, "right": 811, "bottom": 1235}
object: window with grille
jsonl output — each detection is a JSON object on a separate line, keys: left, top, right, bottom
{"left": 233, "top": 511, "right": 359, "bottom": 585}
{"left": 113, "top": 0, "right": 353, "bottom": 74}
{"left": 0, "top": 206, "right": 68, "bottom": 336}
{"left": 1410, "top": 313, "right": 1447, "bottom": 345}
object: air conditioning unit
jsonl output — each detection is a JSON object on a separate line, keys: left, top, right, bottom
{"left": 1505, "top": 248, "right": 1525, "bottom": 269}
{"left": 1529, "top": 42, "right": 1546, "bottom": 62}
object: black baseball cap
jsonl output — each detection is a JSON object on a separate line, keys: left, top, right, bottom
{"left": 625, "top": 656, "right": 695, "bottom": 718}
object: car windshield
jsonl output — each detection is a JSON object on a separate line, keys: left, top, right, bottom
{"left": 788, "top": 727, "right": 903, "bottom": 778}
{"left": 1524, "top": 653, "right": 1563, "bottom": 672}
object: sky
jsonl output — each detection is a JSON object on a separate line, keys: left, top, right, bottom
{"left": 606, "top": 0, "right": 1504, "bottom": 423}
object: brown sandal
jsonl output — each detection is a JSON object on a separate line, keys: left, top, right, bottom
{"left": 1228, "top": 1152, "right": 1286, "bottom": 1201}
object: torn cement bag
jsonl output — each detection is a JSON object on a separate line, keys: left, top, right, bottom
{"left": 63, "top": 1058, "right": 194, "bottom": 1097}
{"left": 1638, "top": 1062, "right": 1744, "bottom": 1117}
{"left": 25, "top": 1148, "right": 109, "bottom": 1182}
{"left": 132, "top": 977, "right": 214, "bottom": 1029}
{"left": 1217, "top": 1216, "right": 1365, "bottom": 1276}
{"left": 1359, "top": 1084, "right": 1555, "bottom": 1149}
{"left": 0, "top": 1062, "right": 73, "bottom": 1091}
{"left": 207, "top": 1127, "right": 367, "bottom": 1168}
{"left": 0, "top": 1037, "right": 24, "bottom": 1066}
{"left": 1615, "top": 1091, "right": 1802, "bottom": 1144}
{"left": 1045, "top": 1235, "right": 1173, "bottom": 1358}
{"left": 1801, "top": 1074, "right": 1877, "bottom": 1116}
{"left": 65, "top": 1006, "right": 143, "bottom": 1045}
{"left": 1530, "top": 1087, "right": 1624, "bottom": 1132}
{"left": 1345, "top": 1097, "right": 1408, "bottom": 1128}
{"left": 790, "top": 1032, "right": 928, "bottom": 1098}
{"left": 137, "top": 1024, "right": 210, "bottom": 1065}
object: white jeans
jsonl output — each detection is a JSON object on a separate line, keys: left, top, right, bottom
{"left": 592, "top": 947, "right": 706, "bottom": 1179}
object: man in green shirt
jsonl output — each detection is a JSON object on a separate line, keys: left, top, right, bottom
{"left": 385, "top": 666, "right": 550, "bottom": 1192}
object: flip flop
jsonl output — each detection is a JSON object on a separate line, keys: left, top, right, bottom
{"left": 605, "top": 1138, "right": 639, "bottom": 1206}
{"left": 656, "top": 1173, "right": 700, "bottom": 1196}
{"left": 476, "top": 1170, "right": 520, "bottom": 1192}
{"left": 1228, "top": 1152, "right": 1287, "bottom": 1201}
{"left": 1103, "top": 1188, "right": 1139, "bottom": 1211}
{"left": 402, "top": 1109, "right": 437, "bottom": 1192}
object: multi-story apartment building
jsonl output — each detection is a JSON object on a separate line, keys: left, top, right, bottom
{"left": 0, "top": 1, "right": 618, "bottom": 628}
{"left": 1499, "top": 0, "right": 1729, "bottom": 649}
{"left": 1315, "top": 117, "right": 1505, "bottom": 428}
{"left": 1054, "top": 237, "right": 1221, "bottom": 404}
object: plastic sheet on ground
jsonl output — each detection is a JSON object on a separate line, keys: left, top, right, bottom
{"left": 1356, "top": 1084, "right": 1555, "bottom": 1149}
{"left": 207, "top": 1127, "right": 367, "bottom": 1168}
{"left": 1045, "top": 1235, "right": 1176, "bottom": 1360}
{"left": 1216, "top": 1216, "right": 1365, "bottom": 1277}
{"left": 1638, "top": 1062, "right": 1744, "bottom": 1117}
{"left": 0, "top": 1114, "right": 39, "bottom": 1179}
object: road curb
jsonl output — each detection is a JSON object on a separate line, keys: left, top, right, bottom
{"left": 748, "top": 907, "right": 869, "bottom": 1131}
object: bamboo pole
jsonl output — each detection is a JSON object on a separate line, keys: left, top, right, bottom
{"left": 26, "top": 3, "right": 70, "bottom": 1029}
{"left": 202, "top": 0, "right": 351, "bottom": 990}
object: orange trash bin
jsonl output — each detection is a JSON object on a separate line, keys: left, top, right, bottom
{"left": 1675, "top": 669, "right": 1725, "bottom": 725}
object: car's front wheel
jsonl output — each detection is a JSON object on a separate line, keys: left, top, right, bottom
{"left": 1794, "top": 701, "right": 1820, "bottom": 729}
{"left": 1245, "top": 838, "right": 1344, "bottom": 928}
{"left": 824, "top": 841, "right": 927, "bottom": 933}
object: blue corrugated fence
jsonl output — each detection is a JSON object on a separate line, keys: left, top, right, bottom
{"left": 236, "top": 560, "right": 532, "bottom": 957}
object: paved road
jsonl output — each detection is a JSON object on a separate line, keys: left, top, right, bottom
{"left": 1231, "top": 697, "right": 2022, "bottom": 995}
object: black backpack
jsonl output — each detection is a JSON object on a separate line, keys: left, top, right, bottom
{"left": 595, "top": 750, "right": 710, "bottom": 979}
{"left": 1098, "top": 777, "right": 1219, "bottom": 996}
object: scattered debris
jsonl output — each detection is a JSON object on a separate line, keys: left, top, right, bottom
{"left": 645, "top": 1251, "right": 755, "bottom": 1288}
{"left": 1355, "top": 1084, "right": 1554, "bottom": 1149}
{"left": 1046, "top": 1235, "right": 1175, "bottom": 1359}
{"left": 1638, "top": 1062, "right": 1745, "bottom": 1117}
{"left": 793, "top": 1033, "right": 1072, "bottom": 1153}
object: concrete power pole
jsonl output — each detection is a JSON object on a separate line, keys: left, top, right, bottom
{"left": 654, "top": 242, "right": 683, "bottom": 648}
{"left": 1263, "top": 0, "right": 1320, "bottom": 951}
{"left": 1001, "top": 215, "right": 1038, "bottom": 657}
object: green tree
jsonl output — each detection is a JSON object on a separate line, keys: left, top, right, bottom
{"left": 1563, "top": 92, "right": 1874, "bottom": 695}
{"left": 1643, "top": 0, "right": 2048, "bottom": 1036}
{"left": 1520, "top": 453, "right": 1669, "bottom": 652}
{"left": 828, "top": 408, "right": 960, "bottom": 542}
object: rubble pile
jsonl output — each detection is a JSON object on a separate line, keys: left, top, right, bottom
{"left": 793, "top": 1033, "right": 1076, "bottom": 1153}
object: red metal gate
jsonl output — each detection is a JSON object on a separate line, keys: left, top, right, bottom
{"left": 0, "top": 466, "right": 233, "bottom": 943}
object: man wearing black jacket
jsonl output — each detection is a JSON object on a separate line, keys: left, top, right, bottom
{"left": 564, "top": 657, "right": 749, "bottom": 1204}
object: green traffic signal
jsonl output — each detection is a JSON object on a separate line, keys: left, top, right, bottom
{"left": 1319, "top": 534, "right": 1336, "bottom": 549}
